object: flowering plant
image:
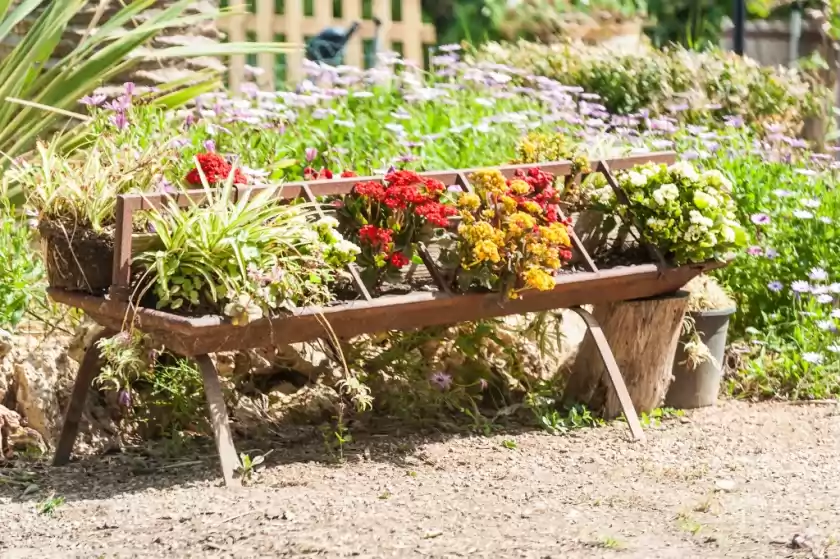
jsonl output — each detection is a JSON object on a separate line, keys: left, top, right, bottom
{"left": 338, "top": 170, "right": 456, "bottom": 289}
{"left": 136, "top": 182, "right": 359, "bottom": 324}
{"left": 448, "top": 167, "right": 574, "bottom": 298}
{"left": 590, "top": 161, "right": 746, "bottom": 264}
{"left": 185, "top": 152, "right": 248, "bottom": 186}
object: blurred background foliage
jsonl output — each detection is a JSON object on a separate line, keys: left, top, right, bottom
{"left": 423, "top": 0, "right": 826, "bottom": 50}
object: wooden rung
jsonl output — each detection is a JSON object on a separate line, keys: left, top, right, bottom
{"left": 455, "top": 172, "right": 474, "bottom": 194}
{"left": 417, "top": 242, "right": 451, "bottom": 294}
{"left": 559, "top": 207, "right": 599, "bottom": 273}
{"left": 301, "top": 184, "right": 373, "bottom": 301}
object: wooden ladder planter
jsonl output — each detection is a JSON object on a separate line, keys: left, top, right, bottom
{"left": 50, "top": 151, "right": 723, "bottom": 487}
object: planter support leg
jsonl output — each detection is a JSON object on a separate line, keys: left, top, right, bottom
{"left": 53, "top": 328, "right": 116, "bottom": 466}
{"left": 195, "top": 355, "right": 241, "bottom": 487}
{"left": 569, "top": 307, "right": 646, "bottom": 442}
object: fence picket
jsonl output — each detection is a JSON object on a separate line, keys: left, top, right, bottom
{"left": 218, "top": 0, "right": 435, "bottom": 87}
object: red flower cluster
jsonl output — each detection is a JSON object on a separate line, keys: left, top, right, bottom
{"left": 359, "top": 224, "right": 393, "bottom": 248}
{"left": 509, "top": 168, "right": 568, "bottom": 225}
{"left": 303, "top": 167, "right": 357, "bottom": 180}
{"left": 389, "top": 252, "right": 410, "bottom": 268}
{"left": 352, "top": 171, "right": 455, "bottom": 225}
{"left": 185, "top": 153, "right": 247, "bottom": 185}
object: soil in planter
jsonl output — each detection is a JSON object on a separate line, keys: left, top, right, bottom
{"left": 38, "top": 219, "right": 115, "bottom": 294}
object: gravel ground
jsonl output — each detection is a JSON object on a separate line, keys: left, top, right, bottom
{"left": 1, "top": 401, "right": 839, "bottom": 559}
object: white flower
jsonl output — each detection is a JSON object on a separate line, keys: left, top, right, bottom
{"left": 828, "top": 344, "right": 840, "bottom": 353}
{"left": 702, "top": 169, "right": 732, "bottom": 192}
{"left": 316, "top": 216, "right": 340, "bottom": 228}
{"left": 721, "top": 226, "right": 735, "bottom": 243}
{"left": 669, "top": 160, "right": 700, "bottom": 182}
{"left": 336, "top": 239, "right": 361, "bottom": 255}
{"left": 651, "top": 183, "right": 679, "bottom": 206}
{"left": 802, "top": 352, "right": 824, "bottom": 365}
{"left": 809, "top": 267, "right": 828, "bottom": 282}
{"left": 628, "top": 171, "right": 647, "bottom": 187}
{"left": 689, "top": 210, "right": 714, "bottom": 229}
{"left": 793, "top": 210, "right": 814, "bottom": 219}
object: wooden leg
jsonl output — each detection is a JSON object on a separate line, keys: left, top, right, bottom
{"left": 195, "top": 355, "right": 241, "bottom": 488}
{"left": 53, "top": 328, "right": 116, "bottom": 466}
{"left": 569, "top": 307, "right": 646, "bottom": 443}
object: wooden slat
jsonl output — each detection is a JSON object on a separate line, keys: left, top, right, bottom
{"left": 313, "top": 0, "right": 332, "bottom": 31}
{"left": 255, "top": 0, "right": 276, "bottom": 90}
{"left": 231, "top": 15, "right": 436, "bottom": 45}
{"left": 372, "top": 0, "right": 392, "bottom": 66}
{"left": 285, "top": 0, "right": 304, "bottom": 83}
{"left": 227, "top": 0, "right": 247, "bottom": 94}
{"left": 47, "top": 261, "right": 724, "bottom": 356}
{"left": 401, "top": 0, "right": 424, "bottom": 65}
{"left": 343, "top": 0, "right": 363, "bottom": 68}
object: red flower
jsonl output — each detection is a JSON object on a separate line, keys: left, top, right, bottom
{"left": 303, "top": 167, "right": 333, "bottom": 180}
{"left": 359, "top": 225, "right": 393, "bottom": 247}
{"left": 389, "top": 251, "right": 410, "bottom": 268}
{"left": 414, "top": 201, "right": 456, "bottom": 227}
{"left": 353, "top": 181, "right": 386, "bottom": 201}
{"left": 185, "top": 152, "right": 247, "bottom": 185}
{"left": 341, "top": 170, "right": 357, "bottom": 178}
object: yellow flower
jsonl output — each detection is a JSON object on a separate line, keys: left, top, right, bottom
{"left": 500, "top": 195, "right": 518, "bottom": 214}
{"left": 459, "top": 209, "right": 476, "bottom": 223}
{"left": 473, "top": 239, "right": 501, "bottom": 263}
{"left": 543, "top": 248, "right": 562, "bottom": 270}
{"left": 459, "top": 221, "right": 496, "bottom": 243}
{"left": 470, "top": 169, "right": 507, "bottom": 196}
{"left": 526, "top": 241, "right": 549, "bottom": 259}
{"left": 457, "top": 192, "right": 481, "bottom": 211}
{"left": 481, "top": 208, "right": 496, "bottom": 220}
{"left": 509, "top": 179, "right": 530, "bottom": 195}
{"left": 539, "top": 223, "right": 571, "bottom": 247}
{"left": 522, "top": 201, "right": 542, "bottom": 215}
{"left": 524, "top": 267, "right": 555, "bottom": 291}
{"left": 507, "top": 212, "right": 536, "bottom": 237}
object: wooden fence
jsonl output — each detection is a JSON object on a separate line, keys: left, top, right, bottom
{"left": 218, "top": 0, "right": 436, "bottom": 91}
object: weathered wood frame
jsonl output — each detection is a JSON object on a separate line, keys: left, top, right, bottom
{"left": 51, "top": 151, "right": 720, "bottom": 486}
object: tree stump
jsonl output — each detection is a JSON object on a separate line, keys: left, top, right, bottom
{"left": 564, "top": 292, "right": 688, "bottom": 419}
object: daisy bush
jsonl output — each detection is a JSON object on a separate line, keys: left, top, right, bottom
{"left": 591, "top": 161, "right": 746, "bottom": 264}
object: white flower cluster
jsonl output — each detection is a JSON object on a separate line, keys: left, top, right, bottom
{"left": 605, "top": 161, "right": 745, "bottom": 264}
{"left": 313, "top": 215, "right": 361, "bottom": 268}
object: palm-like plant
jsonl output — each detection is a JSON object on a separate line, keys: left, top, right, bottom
{"left": 0, "top": 0, "right": 290, "bottom": 164}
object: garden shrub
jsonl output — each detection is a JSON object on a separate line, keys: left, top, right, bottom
{"left": 471, "top": 40, "right": 826, "bottom": 134}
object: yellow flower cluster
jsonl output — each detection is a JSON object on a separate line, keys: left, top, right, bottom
{"left": 524, "top": 266, "right": 555, "bottom": 291}
{"left": 453, "top": 168, "right": 574, "bottom": 297}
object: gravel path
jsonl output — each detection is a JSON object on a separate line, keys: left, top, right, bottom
{"left": 1, "top": 401, "right": 839, "bottom": 558}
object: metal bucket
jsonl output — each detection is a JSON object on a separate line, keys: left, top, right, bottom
{"left": 665, "top": 307, "right": 736, "bottom": 409}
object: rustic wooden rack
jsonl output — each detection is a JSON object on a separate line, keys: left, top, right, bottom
{"left": 50, "top": 151, "right": 722, "bottom": 487}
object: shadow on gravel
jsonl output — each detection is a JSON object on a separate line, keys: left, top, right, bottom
{"left": 0, "top": 416, "right": 543, "bottom": 504}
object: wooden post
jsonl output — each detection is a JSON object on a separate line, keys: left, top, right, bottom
{"left": 286, "top": 0, "right": 304, "bottom": 83}
{"left": 344, "top": 0, "right": 363, "bottom": 68}
{"left": 195, "top": 355, "right": 241, "bottom": 487}
{"left": 255, "top": 0, "right": 276, "bottom": 90}
{"left": 227, "top": 0, "right": 246, "bottom": 94}
{"left": 53, "top": 328, "right": 116, "bottom": 466}
{"left": 565, "top": 292, "right": 689, "bottom": 419}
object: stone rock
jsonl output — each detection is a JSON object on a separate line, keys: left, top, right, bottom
{"left": 10, "top": 336, "right": 77, "bottom": 441}
{"left": 0, "top": 404, "right": 46, "bottom": 459}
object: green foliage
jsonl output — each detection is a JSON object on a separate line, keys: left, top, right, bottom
{"left": 136, "top": 180, "right": 357, "bottom": 320}
{"left": 0, "top": 0, "right": 291, "bottom": 192}
{"left": 0, "top": 200, "right": 43, "bottom": 330}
